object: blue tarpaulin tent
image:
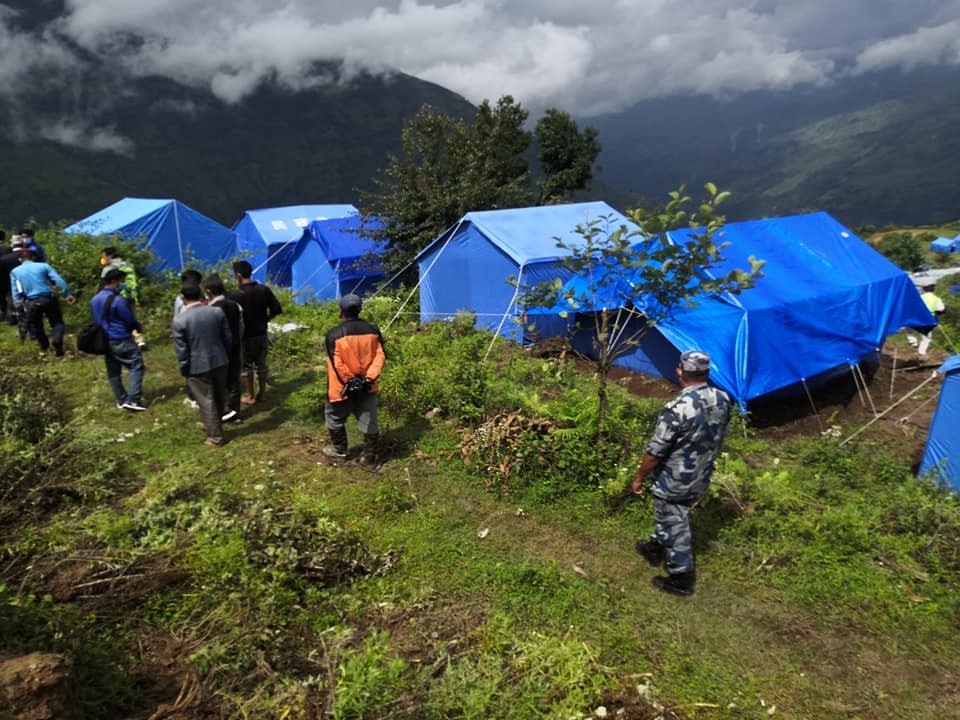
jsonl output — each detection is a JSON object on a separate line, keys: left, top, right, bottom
{"left": 541, "top": 212, "right": 936, "bottom": 407}
{"left": 280, "top": 216, "right": 387, "bottom": 304}
{"left": 65, "top": 198, "right": 236, "bottom": 272}
{"left": 232, "top": 204, "right": 358, "bottom": 285}
{"left": 919, "top": 355, "right": 960, "bottom": 490}
{"left": 931, "top": 236, "right": 960, "bottom": 253}
{"left": 416, "top": 202, "right": 637, "bottom": 341}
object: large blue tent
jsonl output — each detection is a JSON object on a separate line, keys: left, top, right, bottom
{"left": 280, "top": 215, "right": 387, "bottom": 304}
{"left": 919, "top": 355, "right": 960, "bottom": 490}
{"left": 416, "top": 202, "right": 637, "bottom": 341}
{"left": 232, "top": 204, "right": 358, "bottom": 285}
{"left": 65, "top": 198, "right": 236, "bottom": 272}
{"left": 542, "top": 212, "right": 936, "bottom": 407}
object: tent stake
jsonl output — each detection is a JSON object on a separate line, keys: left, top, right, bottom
{"left": 840, "top": 370, "right": 938, "bottom": 446}
{"left": 890, "top": 345, "right": 897, "bottom": 401}
{"left": 854, "top": 362, "right": 879, "bottom": 417}
{"left": 851, "top": 364, "right": 866, "bottom": 408}
{"left": 801, "top": 378, "right": 824, "bottom": 433}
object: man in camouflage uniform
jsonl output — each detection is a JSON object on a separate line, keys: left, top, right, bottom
{"left": 631, "top": 350, "right": 732, "bottom": 596}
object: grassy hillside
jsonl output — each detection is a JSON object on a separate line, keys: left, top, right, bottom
{"left": 733, "top": 94, "right": 960, "bottom": 224}
{"left": 1, "top": 229, "right": 959, "bottom": 718}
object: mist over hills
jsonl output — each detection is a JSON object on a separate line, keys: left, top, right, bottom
{"left": 1, "top": 49, "right": 473, "bottom": 227}
{"left": 590, "top": 65, "right": 960, "bottom": 226}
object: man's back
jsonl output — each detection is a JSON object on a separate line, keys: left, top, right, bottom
{"left": 647, "top": 383, "right": 732, "bottom": 501}
{"left": 231, "top": 282, "right": 281, "bottom": 338}
{"left": 12, "top": 261, "right": 68, "bottom": 299}
{"left": 0, "top": 252, "right": 18, "bottom": 294}
{"left": 173, "top": 305, "right": 231, "bottom": 375}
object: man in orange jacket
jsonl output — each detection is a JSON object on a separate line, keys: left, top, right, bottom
{"left": 323, "top": 294, "right": 386, "bottom": 466}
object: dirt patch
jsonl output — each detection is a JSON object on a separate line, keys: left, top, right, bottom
{"left": 0, "top": 652, "right": 80, "bottom": 720}
{"left": 370, "top": 596, "right": 488, "bottom": 670}
{"left": 127, "top": 630, "right": 216, "bottom": 720}
{"left": 597, "top": 680, "right": 685, "bottom": 720}
{"left": 581, "top": 347, "right": 947, "bottom": 458}
{"left": 33, "top": 551, "right": 189, "bottom": 610}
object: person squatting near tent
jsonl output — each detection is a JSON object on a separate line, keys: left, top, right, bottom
{"left": 91, "top": 268, "right": 147, "bottom": 411}
{"left": 172, "top": 283, "right": 233, "bottom": 447}
{"left": 322, "top": 293, "right": 386, "bottom": 467}
{"left": 231, "top": 260, "right": 283, "bottom": 405}
{"left": 632, "top": 350, "right": 732, "bottom": 597}
{"left": 10, "top": 247, "right": 76, "bottom": 355}
{"left": 100, "top": 246, "right": 146, "bottom": 348}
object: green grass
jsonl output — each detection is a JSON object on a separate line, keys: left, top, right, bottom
{"left": 0, "top": 257, "right": 959, "bottom": 719}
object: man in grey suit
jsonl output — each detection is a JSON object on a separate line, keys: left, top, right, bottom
{"left": 172, "top": 283, "right": 233, "bottom": 446}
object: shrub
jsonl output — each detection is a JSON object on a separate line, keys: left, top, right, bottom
{"left": 0, "top": 366, "right": 69, "bottom": 443}
{"left": 876, "top": 232, "right": 925, "bottom": 271}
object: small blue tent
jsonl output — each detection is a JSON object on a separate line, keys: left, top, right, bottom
{"left": 281, "top": 216, "right": 387, "bottom": 304}
{"left": 65, "top": 198, "right": 236, "bottom": 271}
{"left": 416, "top": 202, "right": 637, "bottom": 341}
{"left": 232, "top": 204, "right": 358, "bottom": 285}
{"left": 919, "top": 355, "right": 960, "bottom": 490}
{"left": 539, "top": 212, "right": 936, "bottom": 407}
{"left": 931, "top": 236, "right": 960, "bottom": 253}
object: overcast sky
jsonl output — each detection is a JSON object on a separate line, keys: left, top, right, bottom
{"left": 5, "top": 0, "right": 960, "bottom": 116}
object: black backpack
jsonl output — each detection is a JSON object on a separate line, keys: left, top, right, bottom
{"left": 77, "top": 293, "right": 117, "bottom": 355}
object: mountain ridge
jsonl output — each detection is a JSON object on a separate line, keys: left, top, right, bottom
{"left": 1, "top": 58, "right": 475, "bottom": 227}
{"left": 588, "top": 65, "right": 960, "bottom": 225}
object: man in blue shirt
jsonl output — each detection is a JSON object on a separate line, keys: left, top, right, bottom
{"left": 90, "top": 269, "right": 146, "bottom": 411}
{"left": 10, "top": 248, "right": 76, "bottom": 356}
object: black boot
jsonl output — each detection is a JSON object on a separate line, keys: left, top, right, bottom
{"left": 652, "top": 570, "right": 696, "bottom": 597}
{"left": 323, "top": 428, "right": 348, "bottom": 458}
{"left": 635, "top": 540, "right": 664, "bottom": 568}
{"left": 360, "top": 433, "right": 379, "bottom": 467}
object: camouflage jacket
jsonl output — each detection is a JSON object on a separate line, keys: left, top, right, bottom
{"left": 646, "top": 382, "right": 732, "bottom": 502}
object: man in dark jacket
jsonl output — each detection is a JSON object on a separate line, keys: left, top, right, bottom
{"left": 90, "top": 269, "right": 146, "bottom": 411}
{"left": 172, "top": 284, "right": 233, "bottom": 446}
{"left": 0, "top": 236, "right": 19, "bottom": 325}
{"left": 323, "top": 293, "right": 386, "bottom": 466}
{"left": 202, "top": 274, "right": 244, "bottom": 422}
{"left": 230, "top": 260, "right": 282, "bottom": 405}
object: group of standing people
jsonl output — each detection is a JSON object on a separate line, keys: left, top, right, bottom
{"left": 2, "top": 229, "right": 726, "bottom": 595}
{"left": 98, "top": 259, "right": 284, "bottom": 446}
{"left": 1, "top": 233, "right": 387, "bottom": 462}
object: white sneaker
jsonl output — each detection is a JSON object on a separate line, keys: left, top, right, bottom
{"left": 221, "top": 409, "right": 238, "bottom": 423}
{"left": 123, "top": 401, "right": 148, "bottom": 412}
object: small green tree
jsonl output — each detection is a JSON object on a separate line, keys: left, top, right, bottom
{"left": 359, "top": 97, "right": 602, "bottom": 274}
{"left": 520, "top": 184, "right": 764, "bottom": 435}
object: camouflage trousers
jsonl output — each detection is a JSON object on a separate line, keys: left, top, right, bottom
{"left": 651, "top": 497, "right": 695, "bottom": 574}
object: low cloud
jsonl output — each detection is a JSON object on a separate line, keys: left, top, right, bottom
{"left": 38, "top": 121, "right": 134, "bottom": 155}
{"left": 856, "top": 19, "right": 960, "bottom": 73}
